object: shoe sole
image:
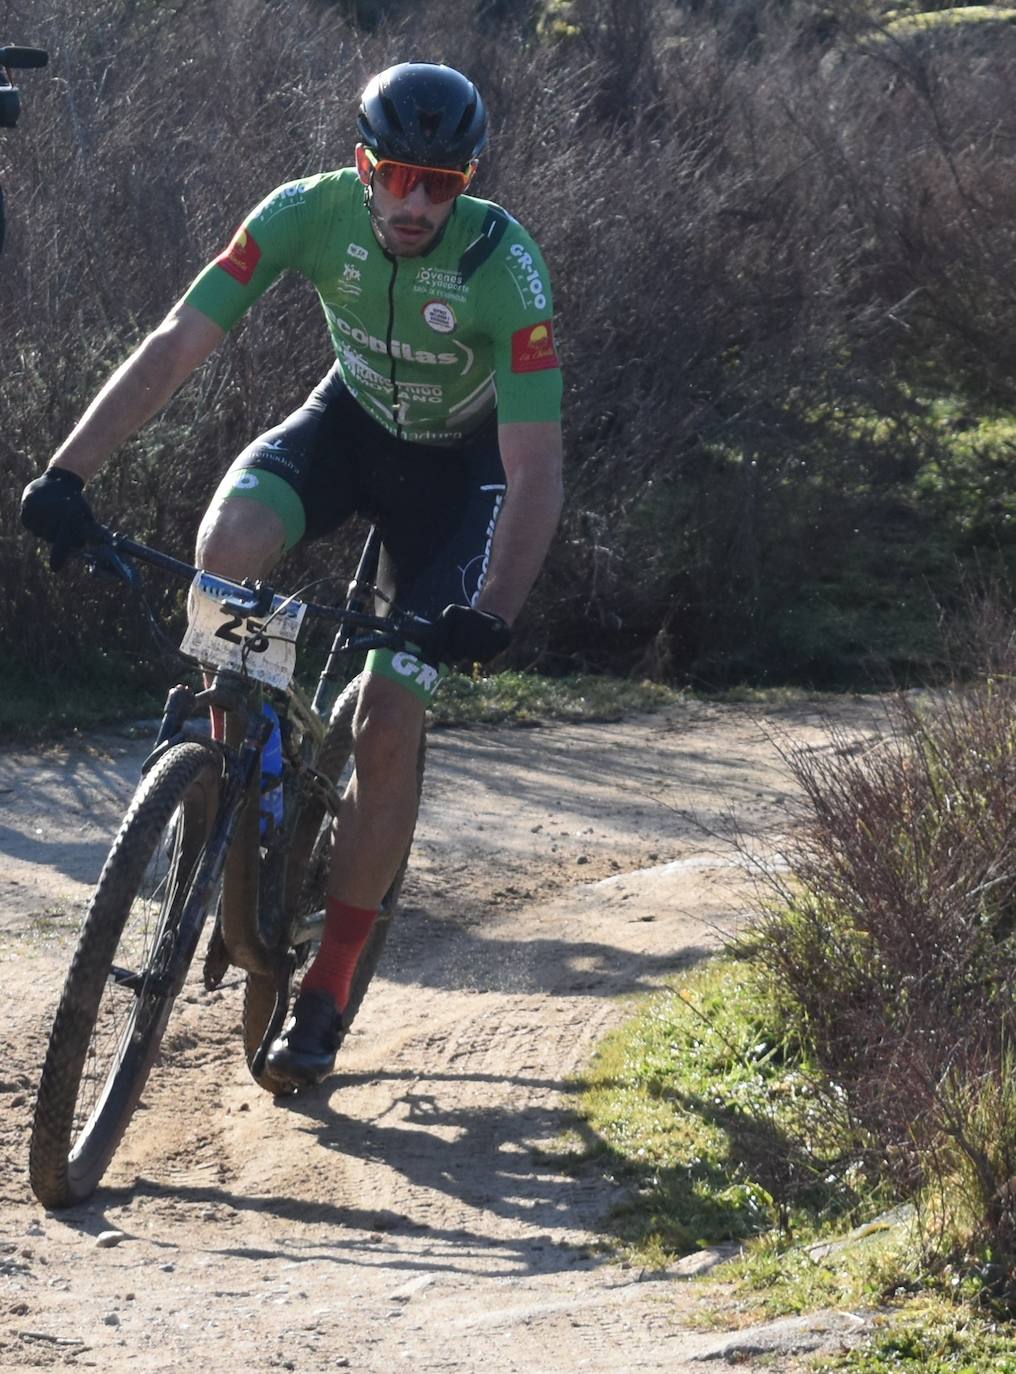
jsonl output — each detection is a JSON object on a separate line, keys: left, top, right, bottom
{"left": 264, "top": 1048, "right": 337, "bottom": 1087}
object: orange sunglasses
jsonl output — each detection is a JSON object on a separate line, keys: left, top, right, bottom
{"left": 358, "top": 146, "right": 476, "bottom": 204}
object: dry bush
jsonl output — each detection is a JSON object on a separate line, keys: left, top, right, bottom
{"left": 4, "top": 0, "right": 1016, "bottom": 687}
{"left": 752, "top": 673, "right": 1016, "bottom": 1267}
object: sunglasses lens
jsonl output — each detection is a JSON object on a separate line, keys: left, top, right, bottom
{"left": 375, "top": 161, "right": 415, "bottom": 197}
{"left": 374, "top": 159, "right": 467, "bottom": 203}
{"left": 421, "top": 169, "right": 467, "bottom": 202}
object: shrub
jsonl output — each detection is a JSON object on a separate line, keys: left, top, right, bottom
{"left": 750, "top": 663, "right": 1016, "bottom": 1280}
{"left": 6, "top": 0, "right": 1016, "bottom": 691}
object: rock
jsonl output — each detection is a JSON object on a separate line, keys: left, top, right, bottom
{"left": 102, "top": 1312, "right": 121, "bottom": 1327}
{"left": 690, "top": 1309, "right": 870, "bottom": 1362}
{"left": 667, "top": 1244, "right": 741, "bottom": 1278}
{"left": 390, "top": 1273, "right": 436, "bottom": 1303}
{"left": 95, "top": 1231, "right": 126, "bottom": 1249}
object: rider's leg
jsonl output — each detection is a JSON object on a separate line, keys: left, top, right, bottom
{"left": 330, "top": 673, "right": 427, "bottom": 908}
{"left": 193, "top": 492, "right": 289, "bottom": 739}
{"left": 196, "top": 491, "right": 288, "bottom": 581}
{"left": 299, "top": 673, "right": 425, "bottom": 1011}
{"left": 268, "top": 402, "right": 504, "bottom": 1083}
{"left": 267, "top": 673, "right": 425, "bottom": 1084}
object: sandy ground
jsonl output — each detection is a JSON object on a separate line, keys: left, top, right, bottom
{"left": 0, "top": 694, "right": 887, "bottom": 1372}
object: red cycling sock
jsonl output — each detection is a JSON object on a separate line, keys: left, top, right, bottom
{"left": 300, "top": 898, "right": 378, "bottom": 1012}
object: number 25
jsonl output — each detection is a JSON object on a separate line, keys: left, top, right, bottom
{"left": 215, "top": 613, "right": 270, "bottom": 654}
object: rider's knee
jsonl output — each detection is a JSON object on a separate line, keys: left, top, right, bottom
{"left": 352, "top": 680, "right": 423, "bottom": 780}
{"left": 196, "top": 498, "right": 286, "bottom": 580}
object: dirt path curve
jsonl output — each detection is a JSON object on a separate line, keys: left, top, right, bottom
{"left": 0, "top": 695, "right": 885, "bottom": 1372}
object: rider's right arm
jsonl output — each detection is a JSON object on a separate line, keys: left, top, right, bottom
{"left": 49, "top": 303, "right": 226, "bottom": 483}
{"left": 51, "top": 175, "right": 337, "bottom": 483}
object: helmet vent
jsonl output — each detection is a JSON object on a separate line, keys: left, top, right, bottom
{"left": 418, "top": 108, "right": 442, "bottom": 143}
{"left": 380, "top": 94, "right": 404, "bottom": 132}
{"left": 453, "top": 99, "right": 477, "bottom": 139}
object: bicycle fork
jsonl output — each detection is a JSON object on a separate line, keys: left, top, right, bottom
{"left": 163, "top": 738, "right": 266, "bottom": 1004}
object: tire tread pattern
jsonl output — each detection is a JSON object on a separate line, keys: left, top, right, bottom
{"left": 29, "top": 743, "right": 219, "bottom": 1208}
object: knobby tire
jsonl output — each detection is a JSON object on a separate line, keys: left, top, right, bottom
{"left": 29, "top": 743, "right": 220, "bottom": 1208}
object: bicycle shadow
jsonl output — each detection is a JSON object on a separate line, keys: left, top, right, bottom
{"left": 110, "top": 1077, "right": 643, "bottom": 1280}
{"left": 70, "top": 929, "right": 719, "bottom": 1274}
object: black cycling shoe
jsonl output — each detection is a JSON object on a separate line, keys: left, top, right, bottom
{"left": 265, "top": 987, "right": 347, "bottom": 1087}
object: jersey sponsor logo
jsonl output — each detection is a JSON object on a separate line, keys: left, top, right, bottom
{"left": 511, "top": 320, "right": 559, "bottom": 374}
{"left": 507, "top": 243, "right": 548, "bottom": 311}
{"left": 334, "top": 315, "right": 460, "bottom": 367}
{"left": 414, "top": 265, "right": 466, "bottom": 300}
{"left": 261, "top": 183, "right": 308, "bottom": 222}
{"left": 347, "top": 242, "right": 369, "bottom": 260}
{"left": 459, "top": 488, "right": 505, "bottom": 603}
{"left": 338, "top": 355, "right": 447, "bottom": 410}
{"left": 336, "top": 263, "right": 363, "bottom": 298}
{"left": 215, "top": 227, "right": 261, "bottom": 286}
{"left": 422, "top": 300, "right": 456, "bottom": 334}
{"left": 399, "top": 381, "right": 445, "bottom": 403}
{"left": 338, "top": 345, "right": 390, "bottom": 390}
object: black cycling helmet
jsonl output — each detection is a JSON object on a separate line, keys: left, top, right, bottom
{"left": 357, "top": 62, "right": 488, "bottom": 169}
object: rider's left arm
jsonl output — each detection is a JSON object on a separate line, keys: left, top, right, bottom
{"left": 474, "top": 419, "right": 564, "bottom": 625}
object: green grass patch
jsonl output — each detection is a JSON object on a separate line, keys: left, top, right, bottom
{"left": 427, "top": 669, "right": 684, "bottom": 727}
{"left": 707, "top": 1219, "right": 917, "bottom": 1325}
{"left": 0, "top": 650, "right": 167, "bottom": 743}
{"left": 816, "top": 1295, "right": 1016, "bottom": 1374}
{"left": 0, "top": 655, "right": 684, "bottom": 743}
{"left": 573, "top": 956, "right": 874, "bottom": 1260}
{"left": 575, "top": 952, "right": 1016, "bottom": 1359}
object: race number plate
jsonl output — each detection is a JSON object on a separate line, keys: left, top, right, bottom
{"left": 180, "top": 573, "right": 308, "bottom": 690}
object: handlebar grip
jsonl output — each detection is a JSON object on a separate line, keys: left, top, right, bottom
{"left": 0, "top": 46, "right": 49, "bottom": 68}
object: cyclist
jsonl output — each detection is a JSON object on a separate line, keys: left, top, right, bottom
{"left": 20, "top": 61, "right": 564, "bottom": 1087}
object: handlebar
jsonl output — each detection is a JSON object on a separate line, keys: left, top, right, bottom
{"left": 81, "top": 526, "right": 437, "bottom": 658}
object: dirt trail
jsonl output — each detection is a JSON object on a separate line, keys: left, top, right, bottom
{"left": 0, "top": 695, "right": 885, "bottom": 1372}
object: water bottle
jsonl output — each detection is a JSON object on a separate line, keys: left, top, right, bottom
{"left": 259, "top": 702, "right": 284, "bottom": 839}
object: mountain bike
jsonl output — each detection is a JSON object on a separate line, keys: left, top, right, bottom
{"left": 29, "top": 525, "right": 432, "bottom": 1209}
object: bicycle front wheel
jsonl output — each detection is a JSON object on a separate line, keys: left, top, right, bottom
{"left": 29, "top": 743, "right": 220, "bottom": 1209}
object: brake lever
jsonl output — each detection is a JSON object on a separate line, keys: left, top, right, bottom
{"left": 80, "top": 527, "right": 143, "bottom": 590}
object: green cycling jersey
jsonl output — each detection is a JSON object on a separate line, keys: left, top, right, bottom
{"left": 184, "top": 168, "right": 562, "bottom": 446}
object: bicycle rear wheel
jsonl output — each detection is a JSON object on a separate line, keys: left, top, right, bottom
{"left": 243, "top": 673, "right": 425, "bottom": 1093}
{"left": 29, "top": 743, "right": 220, "bottom": 1208}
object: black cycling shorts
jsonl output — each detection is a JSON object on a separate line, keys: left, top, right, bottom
{"left": 216, "top": 362, "right": 506, "bottom": 620}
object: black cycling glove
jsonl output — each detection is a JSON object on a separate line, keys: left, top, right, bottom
{"left": 428, "top": 604, "right": 512, "bottom": 666}
{"left": 21, "top": 467, "right": 99, "bottom": 571}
